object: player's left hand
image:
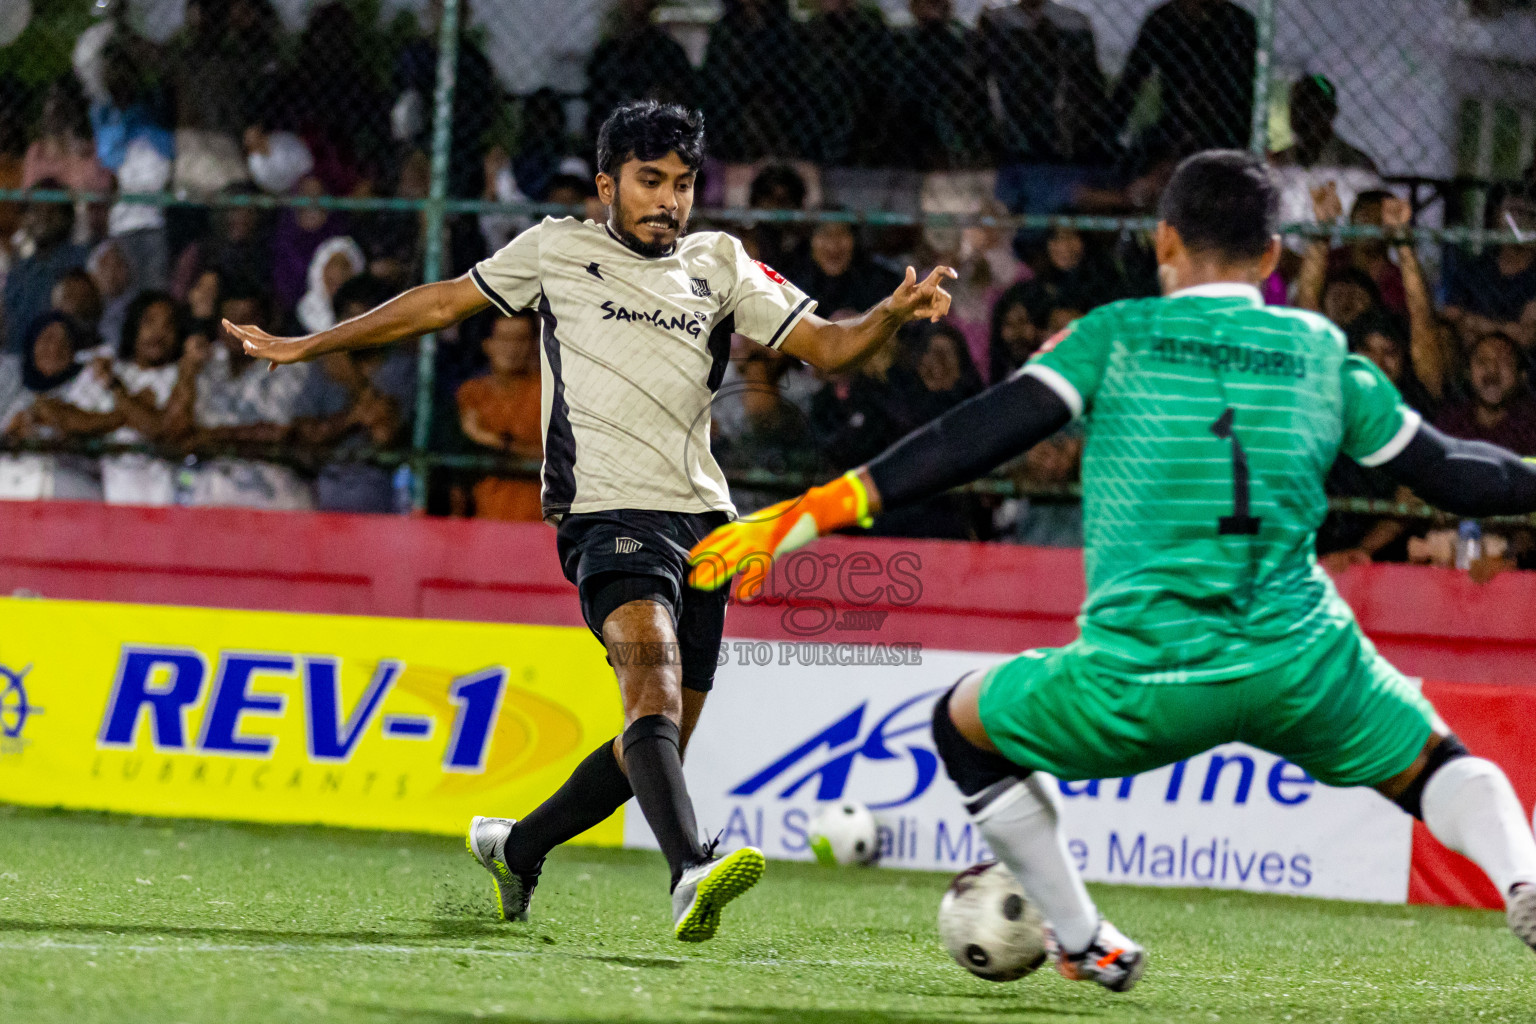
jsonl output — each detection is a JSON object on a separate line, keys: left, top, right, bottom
{"left": 889, "top": 265, "right": 958, "bottom": 324}
{"left": 688, "top": 472, "right": 875, "bottom": 591}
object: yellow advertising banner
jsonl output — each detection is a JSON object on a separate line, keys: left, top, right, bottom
{"left": 0, "top": 597, "right": 625, "bottom": 844}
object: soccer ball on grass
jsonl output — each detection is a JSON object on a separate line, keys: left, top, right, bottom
{"left": 937, "top": 861, "right": 1048, "bottom": 981}
{"left": 807, "top": 800, "right": 880, "bottom": 866}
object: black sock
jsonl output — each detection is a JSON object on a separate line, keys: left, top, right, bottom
{"left": 503, "top": 739, "right": 633, "bottom": 874}
{"left": 622, "top": 714, "right": 706, "bottom": 888}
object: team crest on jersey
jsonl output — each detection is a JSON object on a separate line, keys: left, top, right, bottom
{"left": 690, "top": 277, "right": 712, "bottom": 298}
{"left": 754, "top": 260, "right": 788, "bottom": 285}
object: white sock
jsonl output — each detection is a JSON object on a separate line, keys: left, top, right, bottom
{"left": 1421, "top": 757, "right": 1536, "bottom": 901}
{"left": 972, "top": 775, "right": 1099, "bottom": 953}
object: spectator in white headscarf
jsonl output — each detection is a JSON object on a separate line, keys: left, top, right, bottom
{"left": 295, "top": 236, "right": 365, "bottom": 334}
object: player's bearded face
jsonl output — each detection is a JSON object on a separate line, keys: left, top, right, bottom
{"left": 605, "top": 154, "right": 695, "bottom": 258}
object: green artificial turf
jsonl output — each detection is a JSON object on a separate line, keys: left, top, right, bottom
{"left": 0, "top": 804, "right": 1530, "bottom": 1023}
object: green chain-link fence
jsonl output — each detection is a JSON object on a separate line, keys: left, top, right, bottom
{"left": 0, "top": 0, "right": 1533, "bottom": 530}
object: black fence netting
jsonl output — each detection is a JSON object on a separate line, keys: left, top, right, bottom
{"left": 0, "top": 0, "right": 1533, "bottom": 564}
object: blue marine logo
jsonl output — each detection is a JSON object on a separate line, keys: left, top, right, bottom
{"left": 0, "top": 664, "right": 43, "bottom": 746}
{"left": 730, "top": 690, "right": 943, "bottom": 809}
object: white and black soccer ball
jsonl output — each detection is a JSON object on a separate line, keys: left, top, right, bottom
{"left": 937, "top": 861, "right": 1048, "bottom": 981}
{"left": 807, "top": 800, "right": 880, "bottom": 866}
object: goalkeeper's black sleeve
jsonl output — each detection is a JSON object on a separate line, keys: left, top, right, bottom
{"left": 865, "top": 371, "right": 1073, "bottom": 513}
{"left": 1381, "top": 421, "right": 1536, "bottom": 516}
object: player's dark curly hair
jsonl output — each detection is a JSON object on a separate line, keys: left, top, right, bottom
{"left": 1159, "top": 150, "right": 1280, "bottom": 262}
{"left": 595, "top": 100, "right": 706, "bottom": 178}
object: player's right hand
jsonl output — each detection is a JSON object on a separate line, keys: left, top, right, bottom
{"left": 688, "top": 471, "right": 876, "bottom": 591}
{"left": 223, "top": 320, "right": 316, "bottom": 368}
{"left": 889, "top": 265, "right": 957, "bottom": 324}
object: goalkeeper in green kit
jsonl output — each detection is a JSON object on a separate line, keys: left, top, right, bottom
{"left": 687, "top": 152, "right": 1536, "bottom": 991}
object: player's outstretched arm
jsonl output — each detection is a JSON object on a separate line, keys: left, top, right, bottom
{"left": 225, "top": 274, "right": 492, "bottom": 367}
{"left": 778, "top": 265, "right": 957, "bottom": 372}
{"left": 1382, "top": 423, "right": 1536, "bottom": 517}
{"left": 688, "top": 371, "right": 1072, "bottom": 590}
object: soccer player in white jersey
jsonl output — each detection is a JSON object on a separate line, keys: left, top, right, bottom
{"left": 227, "top": 101, "right": 955, "bottom": 941}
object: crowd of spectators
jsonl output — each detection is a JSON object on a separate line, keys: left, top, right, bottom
{"left": 0, "top": 0, "right": 1533, "bottom": 565}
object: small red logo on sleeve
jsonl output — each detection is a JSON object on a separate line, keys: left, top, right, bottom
{"left": 1038, "top": 324, "right": 1074, "bottom": 355}
{"left": 753, "top": 260, "right": 788, "bottom": 285}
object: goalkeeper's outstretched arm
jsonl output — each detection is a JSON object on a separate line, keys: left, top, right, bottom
{"left": 687, "top": 371, "right": 1073, "bottom": 590}
{"left": 1380, "top": 422, "right": 1536, "bottom": 516}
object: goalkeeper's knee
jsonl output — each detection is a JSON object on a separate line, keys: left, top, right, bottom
{"left": 931, "top": 682, "right": 1030, "bottom": 809}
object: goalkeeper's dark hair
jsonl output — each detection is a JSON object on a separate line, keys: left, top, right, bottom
{"left": 596, "top": 101, "right": 706, "bottom": 178}
{"left": 1159, "top": 150, "right": 1280, "bottom": 262}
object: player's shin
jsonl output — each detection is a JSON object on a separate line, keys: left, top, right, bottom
{"left": 501, "top": 739, "right": 634, "bottom": 874}
{"left": 930, "top": 687, "right": 1099, "bottom": 954}
{"left": 623, "top": 713, "right": 707, "bottom": 888}
{"left": 968, "top": 776, "right": 1101, "bottom": 955}
{"left": 1417, "top": 751, "right": 1536, "bottom": 900}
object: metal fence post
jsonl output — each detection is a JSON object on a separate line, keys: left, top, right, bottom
{"left": 1250, "top": 0, "right": 1277, "bottom": 155}
{"left": 411, "top": 0, "right": 464, "bottom": 511}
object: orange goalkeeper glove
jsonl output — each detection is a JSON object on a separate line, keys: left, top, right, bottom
{"left": 687, "top": 471, "right": 875, "bottom": 591}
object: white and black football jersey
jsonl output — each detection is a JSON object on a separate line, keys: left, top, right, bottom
{"left": 471, "top": 217, "right": 816, "bottom": 521}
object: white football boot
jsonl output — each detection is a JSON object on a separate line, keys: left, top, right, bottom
{"left": 670, "top": 846, "right": 766, "bottom": 942}
{"left": 466, "top": 816, "right": 541, "bottom": 922}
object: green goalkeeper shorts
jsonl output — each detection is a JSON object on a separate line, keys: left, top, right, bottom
{"left": 975, "top": 624, "right": 1439, "bottom": 788}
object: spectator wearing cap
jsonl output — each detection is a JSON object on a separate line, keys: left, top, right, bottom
{"left": 1434, "top": 332, "right": 1536, "bottom": 455}
{"left": 1273, "top": 74, "right": 1377, "bottom": 172}
{"left": 1111, "top": 0, "right": 1256, "bottom": 152}
{"left": 1442, "top": 195, "right": 1536, "bottom": 352}
{"left": 4, "top": 184, "right": 90, "bottom": 355}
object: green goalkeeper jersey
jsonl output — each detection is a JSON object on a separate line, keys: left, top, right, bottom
{"left": 1021, "top": 283, "right": 1421, "bottom": 685}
